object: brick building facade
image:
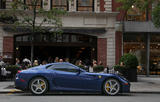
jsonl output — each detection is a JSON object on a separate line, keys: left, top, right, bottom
{"left": 2, "top": 0, "right": 152, "bottom": 70}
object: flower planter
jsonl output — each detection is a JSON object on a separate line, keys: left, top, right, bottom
{"left": 122, "top": 68, "right": 137, "bottom": 82}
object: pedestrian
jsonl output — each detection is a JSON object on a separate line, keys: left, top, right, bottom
{"left": 54, "top": 57, "right": 59, "bottom": 63}
{"left": 78, "top": 60, "right": 83, "bottom": 66}
{"left": 22, "top": 57, "right": 31, "bottom": 68}
{"left": 15, "top": 58, "right": 21, "bottom": 66}
{"left": 0, "top": 57, "right": 6, "bottom": 80}
{"left": 98, "top": 60, "right": 103, "bottom": 66}
{"left": 104, "top": 65, "right": 109, "bottom": 73}
{"left": 0, "top": 58, "right": 5, "bottom": 67}
{"left": 89, "top": 66, "right": 93, "bottom": 72}
{"left": 92, "top": 60, "right": 97, "bottom": 67}
{"left": 48, "top": 56, "right": 53, "bottom": 63}
{"left": 65, "top": 58, "right": 70, "bottom": 62}
{"left": 42, "top": 60, "right": 47, "bottom": 65}
{"left": 59, "top": 59, "right": 63, "bottom": 62}
{"left": 33, "top": 60, "right": 39, "bottom": 66}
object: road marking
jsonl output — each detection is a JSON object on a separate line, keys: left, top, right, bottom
{"left": 7, "top": 89, "right": 17, "bottom": 95}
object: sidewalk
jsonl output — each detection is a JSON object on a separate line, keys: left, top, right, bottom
{"left": 0, "top": 76, "right": 160, "bottom": 94}
{"left": 131, "top": 75, "right": 160, "bottom": 93}
{"left": 0, "top": 81, "right": 21, "bottom": 93}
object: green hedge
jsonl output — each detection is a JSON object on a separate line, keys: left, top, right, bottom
{"left": 119, "top": 53, "right": 138, "bottom": 69}
{"left": 0, "top": 13, "right": 18, "bottom": 24}
{"left": 5, "top": 65, "right": 21, "bottom": 78}
{"left": 113, "top": 65, "right": 126, "bottom": 74}
{"left": 93, "top": 65, "right": 104, "bottom": 72}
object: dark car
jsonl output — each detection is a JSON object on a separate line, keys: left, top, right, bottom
{"left": 15, "top": 62, "right": 130, "bottom": 95}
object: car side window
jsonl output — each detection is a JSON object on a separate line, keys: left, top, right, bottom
{"left": 48, "top": 64, "right": 79, "bottom": 73}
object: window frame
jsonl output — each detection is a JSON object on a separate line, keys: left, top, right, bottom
{"left": 125, "top": 6, "right": 146, "bottom": 21}
{"left": 50, "top": 0, "right": 69, "bottom": 11}
{"left": 77, "top": 0, "right": 94, "bottom": 12}
{"left": 24, "top": 0, "right": 43, "bottom": 10}
{"left": 47, "top": 64, "right": 80, "bottom": 73}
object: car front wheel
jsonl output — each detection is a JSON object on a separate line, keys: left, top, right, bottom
{"left": 103, "top": 78, "right": 120, "bottom": 96}
{"left": 29, "top": 77, "right": 48, "bottom": 95}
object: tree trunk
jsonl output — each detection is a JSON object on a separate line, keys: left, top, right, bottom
{"left": 31, "top": 43, "right": 34, "bottom": 66}
{"left": 30, "top": 33, "right": 34, "bottom": 66}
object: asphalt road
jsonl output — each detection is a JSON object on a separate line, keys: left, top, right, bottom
{"left": 0, "top": 93, "right": 159, "bottom": 102}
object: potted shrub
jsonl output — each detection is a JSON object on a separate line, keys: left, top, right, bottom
{"left": 114, "top": 65, "right": 126, "bottom": 75}
{"left": 77, "top": 65, "right": 87, "bottom": 71}
{"left": 119, "top": 53, "right": 138, "bottom": 82}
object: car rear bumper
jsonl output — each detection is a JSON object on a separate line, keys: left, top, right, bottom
{"left": 121, "top": 83, "right": 130, "bottom": 93}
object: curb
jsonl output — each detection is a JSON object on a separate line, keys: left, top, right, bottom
{"left": 130, "top": 91, "right": 160, "bottom": 94}
{"left": 0, "top": 89, "right": 23, "bottom": 94}
{"left": 0, "top": 90, "right": 160, "bottom": 94}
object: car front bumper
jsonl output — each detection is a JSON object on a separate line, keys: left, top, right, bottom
{"left": 15, "top": 76, "right": 28, "bottom": 91}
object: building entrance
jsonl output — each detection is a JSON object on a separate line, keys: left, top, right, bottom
{"left": 14, "top": 33, "right": 97, "bottom": 65}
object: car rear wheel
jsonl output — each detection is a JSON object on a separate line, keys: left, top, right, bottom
{"left": 103, "top": 78, "right": 120, "bottom": 96}
{"left": 29, "top": 77, "right": 48, "bottom": 95}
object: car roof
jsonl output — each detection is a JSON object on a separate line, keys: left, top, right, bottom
{"left": 50, "top": 62, "right": 79, "bottom": 68}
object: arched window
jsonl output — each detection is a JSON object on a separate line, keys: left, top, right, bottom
{"left": 51, "top": 0, "right": 68, "bottom": 11}
{"left": 77, "top": 0, "right": 94, "bottom": 12}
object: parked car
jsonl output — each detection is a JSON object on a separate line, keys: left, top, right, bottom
{"left": 15, "top": 62, "right": 130, "bottom": 96}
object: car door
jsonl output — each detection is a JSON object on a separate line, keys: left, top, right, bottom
{"left": 78, "top": 72, "right": 100, "bottom": 91}
{"left": 48, "top": 64, "right": 99, "bottom": 91}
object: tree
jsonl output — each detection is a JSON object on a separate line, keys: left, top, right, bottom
{"left": 11, "top": 0, "right": 66, "bottom": 64}
{"left": 152, "top": 0, "right": 160, "bottom": 28}
{"left": 116, "top": 0, "right": 160, "bottom": 28}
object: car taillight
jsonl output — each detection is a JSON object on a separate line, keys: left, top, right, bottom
{"left": 17, "top": 70, "right": 22, "bottom": 74}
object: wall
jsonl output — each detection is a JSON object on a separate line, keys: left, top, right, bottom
{"left": 3, "top": 36, "right": 14, "bottom": 60}
{"left": 97, "top": 38, "right": 107, "bottom": 67}
{"left": 115, "top": 31, "right": 122, "bottom": 64}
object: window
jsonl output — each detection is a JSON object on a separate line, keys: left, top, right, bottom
{"left": 24, "top": 0, "right": 43, "bottom": 10}
{"left": 125, "top": 5, "right": 146, "bottom": 21}
{"left": 48, "top": 64, "right": 79, "bottom": 73}
{"left": 0, "top": 0, "right": 6, "bottom": 9}
{"left": 51, "top": 0, "right": 68, "bottom": 10}
{"left": 77, "top": 0, "right": 94, "bottom": 11}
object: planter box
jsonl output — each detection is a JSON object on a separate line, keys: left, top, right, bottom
{"left": 122, "top": 68, "right": 137, "bottom": 82}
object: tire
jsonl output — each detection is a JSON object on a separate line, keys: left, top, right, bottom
{"left": 103, "top": 78, "right": 120, "bottom": 96}
{"left": 29, "top": 77, "right": 48, "bottom": 95}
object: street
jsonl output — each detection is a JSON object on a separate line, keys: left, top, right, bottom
{"left": 0, "top": 93, "right": 159, "bottom": 102}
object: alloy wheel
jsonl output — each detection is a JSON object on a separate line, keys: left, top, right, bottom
{"left": 104, "top": 79, "right": 120, "bottom": 95}
{"left": 30, "top": 77, "right": 48, "bottom": 95}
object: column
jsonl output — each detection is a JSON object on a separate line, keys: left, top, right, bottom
{"left": 97, "top": 38, "right": 107, "bottom": 67}
{"left": 146, "top": 33, "right": 150, "bottom": 77}
{"left": 3, "top": 36, "right": 14, "bottom": 64}
{"left": 115, "top": 31, "right": 122, "bottom": 64}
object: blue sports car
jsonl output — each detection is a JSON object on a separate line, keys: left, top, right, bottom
{"left": 15, "top": 62, "right": 130, "bottom": 95}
